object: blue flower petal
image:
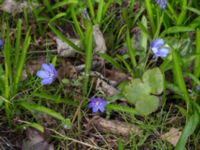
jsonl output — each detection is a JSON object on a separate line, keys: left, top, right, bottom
{"left": 151, "top": 38, "right": 164, "bottom": 49}
{"left": 0, "top": 40, "right": 3, "bottom": 49}
{"left": 99, "top": 107, "right": 105, "bottom": 112}
{"left": 36, "top": 70, "right": 49, "bottom": 79}
{"left": 42, "top": 64, "right": 52, "bottom": 72}
{"left": 157, "top": 48, "right": 169, "bottom": 58}
{"left": 92, "top": 106, "right": 99, "bottom": 113}
{"left": 41, "top": 78, "right": 54, "bottom": 85}
{"left": 49, "top": 64, "right": 57, "bottom": 77}
{"left": 88, "top": 102, "right": 94, "bottom": 108}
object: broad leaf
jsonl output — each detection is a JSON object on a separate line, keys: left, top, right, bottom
{"left": 124, "top": 79, "right": 151, "bottom": 104}
{"left": 135, "top": 95, "right": 159, "bottom": 116}
{"left": 142, "top": 67, "right": 164, "bottom": 94}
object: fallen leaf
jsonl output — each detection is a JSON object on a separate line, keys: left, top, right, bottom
{"left": 93, "top": 25, "right": 107, "bottom": 53}
{"left": 161, "top": 128, "right": 182, "bottom": 146}
{"left": 55, "top": 37, "right": 81, "bottom": 57}
{"left": 22, "top": 128, "right": 54, "bottom": 150}
{"left": 96, "top": 78, "right": 119, "bottom": 96}
{"left": 57, "top": 60, "right": 77, "bottom": 79}
{"left": 105, "top": 68, "right": 127, "bottom": 83}
{"left": 0, "top": 0, "right": 38, "bottom": 15}
{"left": 90, "top": 71, "right": 119, "bottom": 96}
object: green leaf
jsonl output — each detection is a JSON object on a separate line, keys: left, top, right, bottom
{"left": 124, "top": 79, "right": 151, "bottom": 104}
{"left": 135, "top": 95, "right": 159, "bottom": 116}
{"left": 161, "top": 26, "right": 194, "bottom": 37}
{"left": 175, "top": 111, "right": 199, "bottom": 150}
{"left": 21, "top": 122, "right": 44, "bottom": 133}
{"left": 20, "top": 102, "right": 71, "bottom": 128}
{"left": 142, "top": 67, "right": 164, "bottom": 95}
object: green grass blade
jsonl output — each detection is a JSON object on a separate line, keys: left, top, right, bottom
{"left": 51, "top": 0, "right": 78, "bottom": 10}
{"left": 166, "top": 3, "right": 177, "bottom": 21}
{"left": 175, "top": 111, "right": 199, "bottom": 150}
{"left": 98, "top": 53, "right": 123, "bottom": 71}
{"left": 4, "top": 27, "right": 12, "bottom": 121}
{"left": 20, "top": 121, "right": 44, "bottom": 133}
{"left": 87, "top": 0, "right": 95, "bottom": 21}
{"left": 49, "top": 24, "right": 83, "bottom": 54}
{"left": 102, "top": 0, "right": 112, "bottom": 18}
{"left": 49, "top": 12, "right": 66, "bottom": 23}
{"left": 83, "top": 23, "right": 93, "bottom": 95}
{"left": 14, "top": 28, "right": 31, "bottom": 93}
{"left": 160, "top": 26, "right": 194, "bottom": 37}
{"left": 15, "top": 19, "right": 22, "bottom": 65}
{"left": 4, "top": 27, "right": 12, "bottom": 99}
{"left": 177, "top": 0, "right": 187, "bottom": 25}
{"left": 172, "top": 48, "right": 190, "bottom": 108}
{"left": 144, "top": 0, "right": 155, "bottom": 33}
{"left": 126, "top": 29, "right": 137, "bottom": 67}
{"left": 96, "top": 0, "right": 104, "bottom": 24}
{"left": 20, "top": 102, "right": 65, "bottom": 121}
{"left": 186, "top": 7, "right": 200, "bottom": 15}
{"left": 116, "top": 54, "right": 134, "bottom": 77}
{"left": 71, "top": 8, "right": 85, "bottom": 42}
{"left": 194, "top": 29, "right": 200, "bottom": 78}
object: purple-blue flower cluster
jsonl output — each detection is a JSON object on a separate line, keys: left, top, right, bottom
{"left": 151, "top": 38, "right": 169, "bottom": 58}
{"left": 156, "top": 0, "right": 167, "bottom": 10}
{"left": 36, "top": 64, "right": 57, "bottom": 85}
{"left": 88, "top": 98, "right": 107, "bottom": 113}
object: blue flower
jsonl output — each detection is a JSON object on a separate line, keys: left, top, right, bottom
{"left": 0, "top": 39, "right": 3, "bottom": 49}
{"left": 195, "top": 85, "right": 200, "bottom": 91}
{"left": 36, "top": 64, "right": 57, "bottom": 85}
{"left": 150, "top": 38, "right": 169, "bottom": 58}
{"left": 156, "top": 0, "right": 167, "bottom": 10}
{"left": 88, "top": 98, "right": 107, "bottom": 113}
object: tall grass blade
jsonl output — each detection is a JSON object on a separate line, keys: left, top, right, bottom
{"left": 177, "top": 0, "right": 187, "bottom": 25}
{"left": 172, "top": 48, "right": 190, "bottom": 109}
{"left": 14, "top": 28, "right": 31, "bottom": 94}
{"left": 71, "top": 8, "right": 85, "bottom": 43}
{"left": 49, "top": 24, "right": 83, "bottom": 54}
{"left": 126, "top": 29, "right": 137, "bottom": 67}
{"left": 15, "top": 19, "right": 22, "bottom": 65}
{"left": 4, "top": 27, "right": 12, "bottom": 121}
{"left": 175, "top": 111, "right": 199, "bottom": 150}
{"left": 83, "top": 23, "right": 93, "bottom": 95}
{"left": 96, "top": 0, "right": 104, "bottom": 24}
{"left": 161, "top": 26, "right": 194, "bottom": 37}
{"left": 144, "top": 0, "right": 155, "bottom": 33}
{"left": 194, "top": 29, "right": 200, "bottom": 78}
{"left": 99, "top": 53, "right": 123, "bottom": 71}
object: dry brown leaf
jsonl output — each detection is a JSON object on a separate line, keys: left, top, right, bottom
{"left": 22, "top": 128, "right": 54, "bottom": 150}
{"left": 57, "top": 61, "right": 77, "bottom": 79}
{"left": 0, "top": 0, "right": 37, "bottom": 14}
{"left": 160, "top": 128, "right": 182, "bottom": 146}
{"left": 93, "top": 25, "right": 107, "bottom": 53}
{"left": 95, "top": 78, "right": 119, "bottom": 96}
{"left": 55, "top": 37, "right": 81, "bottom": 57}
{"left": 105, "top": 68, "right": 127, "bottom": 82}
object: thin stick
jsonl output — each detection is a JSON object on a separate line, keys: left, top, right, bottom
{"left": 48, "top": 128, "right": 105, "bottom": 150}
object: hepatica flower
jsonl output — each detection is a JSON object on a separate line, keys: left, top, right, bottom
{"left": 88, "top": 98, "right": 107, "bottom": 113}
{"left": 36, "top": 64, "right": 57, "bottom": 85}
{"left": 0, "top": 39, "right": 3, "bottom": 49}
{"left": 150, "top": 38, "right": 169, "bottom": 58}
{"left": 156, "top": 0, "right": 167, "bottom": 9}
